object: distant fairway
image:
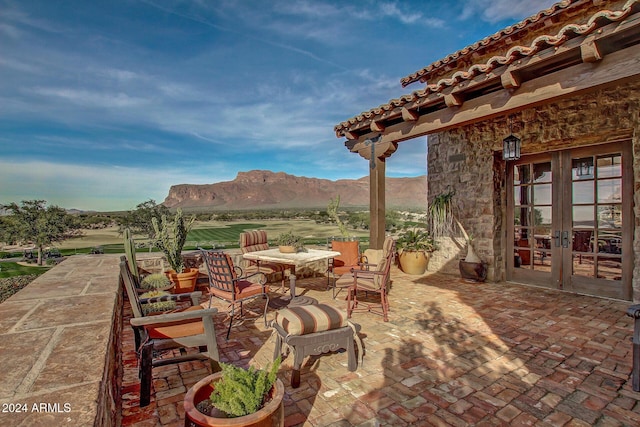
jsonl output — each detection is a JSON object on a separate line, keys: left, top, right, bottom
{"left": 53, "top": 220, "right": 368, "bottom": 253}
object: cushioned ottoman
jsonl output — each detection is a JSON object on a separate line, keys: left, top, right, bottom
{"left": 272, "top": 303, "right": 362, "bottom": 387}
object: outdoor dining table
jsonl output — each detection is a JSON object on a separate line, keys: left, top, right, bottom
{"left": 242, "top": 247, "right": 341, "bottom": 306}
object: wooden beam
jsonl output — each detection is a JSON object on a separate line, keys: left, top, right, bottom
{"left": 581, "top": 35, "right": 602, "bottom": 62}
{"left": 344, "top": 130, "right": 359, "bottom": 140}
{"left": 401, "top": 107, "right": 419, "bottom": 121}
{"left": 444, "top": 93, "right": 464, "bottom": 107}
{"left": 501, "top": 67, "right": 521, "bottom": 89}
{"left": 370, "top": 120, "right": 385, "bottom": 132}
{"left": 362, "top": 42, "right": 640, "bottom": 145}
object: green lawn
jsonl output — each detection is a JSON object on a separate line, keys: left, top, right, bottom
{"left": 0, "top": 262, "right": 51, "bottom": 278}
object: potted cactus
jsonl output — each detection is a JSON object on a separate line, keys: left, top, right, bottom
{"left": 140, "top": 272, "right": 173, "bottom": 292}
{"left": 184, "top": 358, "right": 284, "bottom": 427}
{"left": 152, "top": 209, "right": 199, "bottom": 293}
{"left": 139, "top": 290, "right": 177, "bottom": 315}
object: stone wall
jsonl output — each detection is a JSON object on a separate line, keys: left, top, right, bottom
{"left": 427, "top": 80, "right": 639, "bottom": 296}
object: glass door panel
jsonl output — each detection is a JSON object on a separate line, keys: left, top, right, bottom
{"left": 512, "top": 160, "right": 552, "bottom": 276}
{"left": 507, "top": 142, "right": 630, "bottom": 300}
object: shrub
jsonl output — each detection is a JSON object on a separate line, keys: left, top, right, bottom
{"left": 209, "top": 358, "right": 280, "bottom": 417}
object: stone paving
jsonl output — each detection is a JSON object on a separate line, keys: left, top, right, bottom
{"left": 119, "top": 267, "right": 640, "bottom": 426}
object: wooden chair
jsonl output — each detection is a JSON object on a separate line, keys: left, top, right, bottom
{"left": 119, "top": 256, "right": 220, "bottom": 407}
{"left": 336, "top": 237, "right": 395, "bottom": 322}
{"left": 239, "top": 230, "right": 288, "bottom": 291}
{"left": 327, "top": 239, "right": 363, "bottom": 298}
{"left": 200, "top": 250, "right": 270, "bottom": 340}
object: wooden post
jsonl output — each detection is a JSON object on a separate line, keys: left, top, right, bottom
{"left": 370, "top": 157, "right": 386, "bottom": 249}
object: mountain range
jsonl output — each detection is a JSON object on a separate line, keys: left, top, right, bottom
{"left": 163, "top": 170, "right": 427, "bottom": 210}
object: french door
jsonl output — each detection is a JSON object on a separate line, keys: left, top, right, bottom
{"left": 507, "top": 142, "right": 632, "bottom": 300}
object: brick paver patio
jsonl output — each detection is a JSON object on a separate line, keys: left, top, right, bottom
{"left": 119, "top": 267, "right": 640, "bottom": 426}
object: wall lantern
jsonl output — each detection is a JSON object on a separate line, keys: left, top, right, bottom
{"left": 502, "top": 116, "right": 521, "bottom": 161}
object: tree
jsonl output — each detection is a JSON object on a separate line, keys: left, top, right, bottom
{"left": 1, "top": 200, "right": 82, "bottom": 265}
{"left": 119, "top": 199, "right": 170, "bottom": 239}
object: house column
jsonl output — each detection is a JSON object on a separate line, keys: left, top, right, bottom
{"left": 370, "top": 156, "right": 386, "bottom": 249}
{"left": 346, "top": 136, "right": 397, "bottom": 249}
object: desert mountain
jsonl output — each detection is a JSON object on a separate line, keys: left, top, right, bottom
{"left": 163, "top": 170, "right": 427, "bottom": 210}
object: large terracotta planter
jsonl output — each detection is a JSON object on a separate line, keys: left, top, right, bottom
{"left": 165, "top": 268, "right": 199, "bottom": 294}
{"left": 398, "top": 250, "right": 430, "bottom": 275}
{"left": 278, "top": 245, "right": 296, "bottom": 253}
{"left": 184, "top": 372, "right": 284, "bottom": 427}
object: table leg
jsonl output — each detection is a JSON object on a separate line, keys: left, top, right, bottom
{"left": 289, "top": 266, "right": 296, "bottom": 298}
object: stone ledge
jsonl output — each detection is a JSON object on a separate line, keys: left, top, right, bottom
{"left": 0, "top": 254, "right": 122, "bottom": 427}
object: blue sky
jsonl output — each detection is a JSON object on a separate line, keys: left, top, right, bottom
{"left": 0, "top": 0, "right": 556, "bottom": 211}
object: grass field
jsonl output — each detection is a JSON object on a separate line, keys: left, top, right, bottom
{"left": 0, "top": 262, "right": 51, "bottom": 278}
{"left": 51, "top": 219, "right": 370, "bottom": 253}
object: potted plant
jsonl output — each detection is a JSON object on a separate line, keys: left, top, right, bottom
{"left": 140, "top": 272, "right": 173, "bottom": 292}
{"left": 151, "top": 208, "right": 199, "bottom": 293}
{"left": 184, "top": 358, "right": 284, "bottom": 427}
{"left": 275, "top": 231, "right": 305, "bottom": 253}
{"left": 139, "top": 290, "right": 177, "bottom": 315}
{"left": 428, "top": 190, "right": 487, "bottom": 282}
{"left": 396, "top": 228, "right": 438, "bottom": 275}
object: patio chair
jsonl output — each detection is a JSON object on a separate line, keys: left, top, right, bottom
{"left": 327, "top": 238, "right": 364, "bottom": 298}
{"left": 239, "top": 230, "right": 288, "bottom": 291}
{"left": 119, "top": 256, "right": 220, "bottom": 407}
{"left": 336, "top": 237, "right": 395, "bottom": 322}
{"left": 200, "top": 249, "right": 270, "bottom": 340}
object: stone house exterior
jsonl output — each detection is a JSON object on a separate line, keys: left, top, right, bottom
{"left": 335, "top": 0, "right": 640, "bottom": 301}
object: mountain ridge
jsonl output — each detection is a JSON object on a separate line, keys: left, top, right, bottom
{"left": 163, "top": 170, "right": 427, "bottom": 210}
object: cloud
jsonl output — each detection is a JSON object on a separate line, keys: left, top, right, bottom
{"left": 0, "top": 159, "right": 234, "bottom": 211}
{"left": 460, "top": 0, "right": 558, "bottom": 24}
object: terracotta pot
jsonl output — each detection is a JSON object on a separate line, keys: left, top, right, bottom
{"left": 398, "top": 250, "right": 430, "bottom": 275}
{"left": 278, "top": 245, "right": 296, "bottom": 253}
{"left": 165, "top": 268, "right": 199, "bottom": 294}
{"left": 459, "top": 260, "right": 487, "bottom": 282}
{"left": 184, "top": 373, "right": 284, "bottom": 427}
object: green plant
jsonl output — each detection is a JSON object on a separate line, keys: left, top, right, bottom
{"left": 327, "top": 195, "right": 349, "bottom": 237}
{"left": 396, "top": 228, "right": 438, "bottom": 253}
{"left": 139, "top": 290, "right": 177, "bottom": 315}
{"left": 123, "top": 227, "right": 140, "bottom": 281}
{"left": 275, "top": 231, "right": 305, "bottom": 252}
{"left": 140, "top": 272, "right": 172, "bottom": 290}
{"left": 209, "top": 358, "right": 281, "bottom": 417}
{"left": 151, "top": 208, "right": 195, "bottom": 273}
{"left": 428, "top": 190, "right": 481, "bottom": 263}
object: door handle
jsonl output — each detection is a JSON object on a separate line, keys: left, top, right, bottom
{"left": 553, "top": 231, "right": 561, "bottom": 247}
{"left": 562, "top": 231, "right": 570, "bottom": 248}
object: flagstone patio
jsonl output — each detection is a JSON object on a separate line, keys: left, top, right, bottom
{"left": 119, "top": 266, "right": 640, "bottom": 427}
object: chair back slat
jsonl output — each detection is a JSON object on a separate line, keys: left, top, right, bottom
{"left": 201, "top": 250, "right": 237, "bottom": 294}
{"left": 374, "top": 238, "right": 395, "bottom": 288}
{"left": 119, "top": 255, "right": 144, "bottom": 319}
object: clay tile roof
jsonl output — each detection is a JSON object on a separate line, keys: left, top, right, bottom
{"left": 334, "top": 0, "right": 640, "bottom": 137}
{"left": 399, "top": 0, "right": 580, "bottom": 88}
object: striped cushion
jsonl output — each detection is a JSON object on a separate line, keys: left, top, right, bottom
{"left": 274, "top": 304, "right": 347, "bottom": 336}
{"left": 240, "top": 230, "right": 270, "bottom": 254}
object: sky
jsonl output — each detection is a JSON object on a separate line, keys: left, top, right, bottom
{"left": 0, "top": 0, "right": 557, "bottom": 211}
